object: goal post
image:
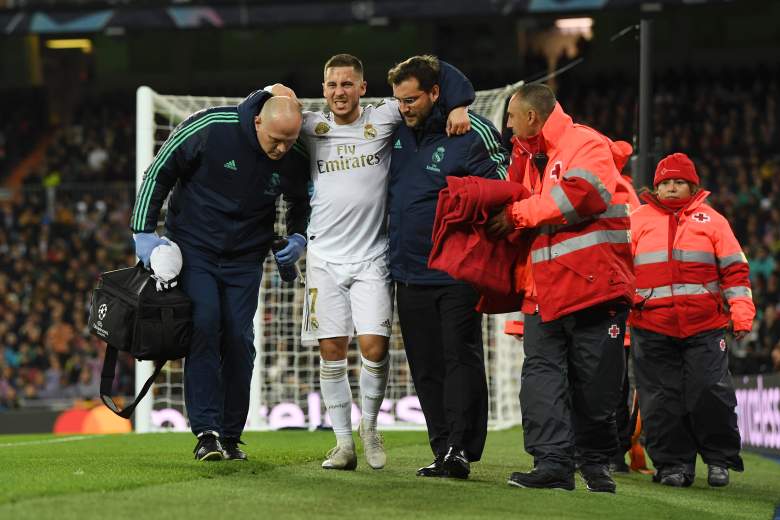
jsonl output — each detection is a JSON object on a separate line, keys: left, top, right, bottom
{"left": 133, "top": 86, "right": 155, "bottom": 433}
{"left": 133, "top": 84, "right": 525, "bottom": 433}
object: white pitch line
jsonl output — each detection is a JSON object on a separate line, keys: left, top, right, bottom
{"left": 0, "top": 434, "right": 108, "bottom": 448}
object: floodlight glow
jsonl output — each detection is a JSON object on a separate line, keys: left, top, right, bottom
{"left": 45, "top": 39, "right": 93, "bottom": 52}
{"left": 554, "top": 17, "right": 594, "bottom": 31}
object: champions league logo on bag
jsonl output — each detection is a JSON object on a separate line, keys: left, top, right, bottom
{"left": 93, "top": 303, "right": 110, "bottom": 338}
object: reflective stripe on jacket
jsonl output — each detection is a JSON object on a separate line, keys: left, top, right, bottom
{"left": 629, "top": 190, "right": 755, "bottom": 337}
{"left": 507, "top": 103, "right": 635, "bottom": 321}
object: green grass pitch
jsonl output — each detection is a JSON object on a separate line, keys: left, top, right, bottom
{"left": 1, "top": 427, "right": 778, "bottom": 519}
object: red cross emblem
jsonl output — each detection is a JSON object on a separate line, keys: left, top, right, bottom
{"left": 608, "top": 324, "right": 620, "bottom": 338}
{"left": 549, "top": 161, "right": 563, "bottom": 182}
{"left": 692, "top": 212, "right": 710, "bottom": 223}
{"left": 719, "top": 338, "right": 726, "bottom": 351}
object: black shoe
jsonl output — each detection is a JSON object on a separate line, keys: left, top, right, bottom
{"left": 507, "top": 466, "right": 575, "bottom": 491}
{"left": 416, "top": 453, "right": 446, "bottom": 477}
{"left": 608, "top": 454, "right": 630, "bottom": 474}
{"left": 193, "top": 431, "right": 224, "bottom": 461}
{"left": 654, "top": 465, "right": 694, "bottom": 487}
{"left": 707, "top": 465, "right": 729, "bottom": 487}
{"left": 223, "top": 438, "right": 248, "bottom": 461}
{"left": 580, "top": 464, "right": 616, "bottom": 493}
{"left": 442, "top": 446, "right": 470, "bottom": 479}
{"left": 658, "top": 472, "right": 688, "bottom": 487}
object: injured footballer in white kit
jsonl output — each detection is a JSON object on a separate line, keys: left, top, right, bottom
{"left": 269, "top": 53, "right": 472, "bottom": 471}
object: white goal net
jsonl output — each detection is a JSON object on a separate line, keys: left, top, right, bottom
{"left": 134, "top": 83, "right": 524, "bottom": 433}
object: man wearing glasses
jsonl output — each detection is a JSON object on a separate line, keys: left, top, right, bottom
{"left": 387, "top": 55, "right": 509, "bottom": 479}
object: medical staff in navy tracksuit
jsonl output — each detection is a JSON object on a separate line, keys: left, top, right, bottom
{"left": 131, "top": 92, "right": 310, "bottom": 461}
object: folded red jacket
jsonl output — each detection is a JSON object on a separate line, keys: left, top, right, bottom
{"left": 428, "top": 176, "right": 531, "bottom": 314}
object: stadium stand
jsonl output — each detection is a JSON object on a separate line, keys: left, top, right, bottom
{"left": 0, "top": 184, "right": 136, "bottom": 409}
{"left": 0, "top": 94, "right": 136, "bottom": 408}
{"left": 21, "top": 94, "right": 134, "bottom": 186}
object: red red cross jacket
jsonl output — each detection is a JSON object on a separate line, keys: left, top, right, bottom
{"left": 506, "top": 103, "right": 635, "bottom": 322}
{"left": 630, "top": 190, "right": 755, "bottom": 337}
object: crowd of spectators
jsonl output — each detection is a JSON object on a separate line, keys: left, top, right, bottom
{"left": 0, "top": 92, "right": 136, "bottom": 409}
{"left": 22, "top": 93, "right": 134, "bottom": 187}
{"left": 1, "top": 65, "right": 779, "bottom": 410}
{"left": 0, "top": 186, "right": 136, "bottom": 409}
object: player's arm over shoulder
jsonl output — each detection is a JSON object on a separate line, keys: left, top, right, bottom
{"left": 299, "top": 111, "right": 329, "bottom": 145}
{"left": 369, "top": 98, "right": 402, "bottom": 125}
{"left": 465, "top": 115, "right": 509, "bottom": 180}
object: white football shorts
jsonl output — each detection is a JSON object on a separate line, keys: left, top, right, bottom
{"left": 301, "top": 251, "right": 393, "bottom": 345}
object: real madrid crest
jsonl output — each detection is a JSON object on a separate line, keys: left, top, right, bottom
{"left": 364, "top": 124, "right": 377, "bottom": 139}
{"left": 432, "top": 146, "right": 445, "bottom": 164}
{"left": 315, "top": 122, "right": 330, "bottom": 135}
{"left": 425, "top": 146, "right": 446, "bottom": 173}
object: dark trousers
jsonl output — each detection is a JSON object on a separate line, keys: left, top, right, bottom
{"left": 521, "top": 302, "right": 627, "bottom": 471}
{"left": 632, "top": 327, "right": 743, "bottom": 472}
{"left": 180, "top": 250, "right": 261, "bottom": 439}
{"left": 615, "top": 345, "right": 632, "bottom": 456}
{"left": 396, "top": 283, "right": 488, "bottom": 462}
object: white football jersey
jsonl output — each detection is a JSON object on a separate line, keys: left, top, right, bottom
{"left": 301, "top": 100, "right": 402, "bottom": 263}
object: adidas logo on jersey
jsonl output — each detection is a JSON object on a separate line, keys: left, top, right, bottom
{"left": 394, "top": 139, "right": 402, "bottom": 150}
{"left": 224, "top": 160, "right": 237, "bottom": 171}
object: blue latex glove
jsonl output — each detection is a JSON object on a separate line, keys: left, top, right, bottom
{"left": 274, "top": 233, "right": 306, "bottom": 265}
{"left": 134, "top": 232, "right": 169, "bottom": 268}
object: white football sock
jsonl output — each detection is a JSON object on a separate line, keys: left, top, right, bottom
{"left": 320, "top": 357, "right": 353, "bottom": 447}
{"left": 359, "top": 353, "right": 389, "bottom": 430}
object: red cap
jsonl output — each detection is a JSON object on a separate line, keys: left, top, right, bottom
{"left": 653, "top": 153, "right": 699, "bottom": 187}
